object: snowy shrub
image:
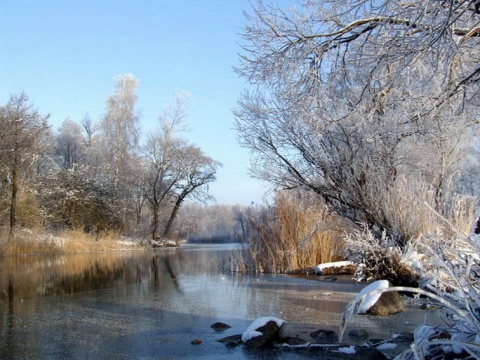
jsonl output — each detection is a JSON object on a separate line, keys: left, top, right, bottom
{"left": 342, "top": 225, "right": 419, "bottom": 286}
{"left": 341, "top": 205, "right": 480, "bottom": 358}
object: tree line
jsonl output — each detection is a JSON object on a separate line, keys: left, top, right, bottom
{"left": 0, "top": 74, "right": 221, "bottom": 241}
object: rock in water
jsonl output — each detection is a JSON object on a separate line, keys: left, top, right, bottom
{"left": 367, "top": 291, "right": 404, "bottom": 316}
{"left": 211, "top": 322, "right": 231, "bottom": 331}
{"left": 242, "top": 317, "right": 285, "bottom": 348}
{"left": 309, "top": 329, "right": 338, "bottom": 344}
{"left": 355, "top": 280, "right": 404, "bottom": 316}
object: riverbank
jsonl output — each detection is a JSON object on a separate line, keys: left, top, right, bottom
{"left": 0, "top": 227, "right": 146, "bottom": 256}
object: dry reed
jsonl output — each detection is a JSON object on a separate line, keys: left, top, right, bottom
{"left": 0, "top": 227, "right": 144, "bottom": 256}
{"left": 232, "top": 190, "right": 354, "bottom": 274}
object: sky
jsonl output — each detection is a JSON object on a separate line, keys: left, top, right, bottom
{"left": 0, "top": 0, "right": 275, "bottom": 205}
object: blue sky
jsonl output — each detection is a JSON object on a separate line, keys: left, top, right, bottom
{"left": 0, "top": 0, "right": 275, "bottom": 205}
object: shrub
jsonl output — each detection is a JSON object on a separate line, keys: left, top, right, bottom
{"left": 342, "top": 226, "right": 419, "bottom": 286}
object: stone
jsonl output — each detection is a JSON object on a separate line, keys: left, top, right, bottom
{"left": 211, "top": 322, "right": 231, "bottom": 331}
{"left": 309, "top": 329, "right": 338, "bottom": 344}
{"left": 190, "top": 338, "right": 202, "bottom": 345}
{"left": 366, "top": 291, "right": 404, "bottom": 316}
{"left": 324, "top": 276, "right": 338, "bottom": 282}
{"left": 243, "top": 320, "right": 281, "bottom": 348}
{"left": 216, "top": 334, "right": 242, "bottom": 348}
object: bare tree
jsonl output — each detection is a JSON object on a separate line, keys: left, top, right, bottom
{"left": 163, "top": 145, "right": 220, "bottom": 238}
{"left": 235, "top": 0, "right": 480, "bottom": 245}
{"left": 142, "top": 94, "right": 220, "bottom": 241}
{"left": 0, "top": 93, "right": 50, "bottom": 236}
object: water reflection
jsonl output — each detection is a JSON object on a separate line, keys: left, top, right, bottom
{"left": 0, "top": 244, "right": 439, "bottom": 359}
{"left": 0, "top": 244, "right": 232, "bottom": 304}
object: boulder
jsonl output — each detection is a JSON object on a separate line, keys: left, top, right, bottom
{"left": 355, "top": 280, "right": 404, "bottom": 316}
{"left": 241, "top": 317, "right": 285, "bottom": 348}
{"left": 367, "top": 291, "right": 404, "bottom": 316}
{"left": 211, "top": 322, "right": 231, "bottom": 332}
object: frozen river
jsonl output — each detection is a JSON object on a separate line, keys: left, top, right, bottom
{"left": 0, "top": 244, "right": 437, "bottom": 359}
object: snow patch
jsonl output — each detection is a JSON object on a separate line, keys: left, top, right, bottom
{"left": 314, "top": 261, "right": 354, "bottom": 274}
{"left": 335, "top": 346, "right": 356, "bottom": 354}
{"left": 355, "top": 280, "right": 389, "bottom": 314}
{"left": 241, "top": 317, "right": 285, "bottom": 343}
{"left": 377, "top": 342, "right": 397, "bottom": 350}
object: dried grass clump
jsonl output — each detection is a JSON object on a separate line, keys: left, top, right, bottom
{"left": 342, "top": 226, "right": 419, "bottom": 286}
{"left": 231, "top": 190, "right": 353, "bottom": 274}
{"left": 342, "top": 194, "right": 478, "bottom": 285}
{"left": 0, "top": 227, "right": 143, "bottom": 256}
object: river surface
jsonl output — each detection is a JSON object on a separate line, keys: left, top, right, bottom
{"left": 0, "top": 244, "right": 438, "bottom": 359}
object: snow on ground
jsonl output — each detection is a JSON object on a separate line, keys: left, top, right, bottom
{"left": 354, "top": 279, "right": 389, "bottom": 314}
{"left": 241, "top": 317, "right": 285, "bottom": 343}
{"left": 314, "top": 260, "right": 354, "bottom": 274}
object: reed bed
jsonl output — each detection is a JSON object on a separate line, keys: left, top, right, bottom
{"left": 229, "top": 190, "right": 354, "bottom": 274}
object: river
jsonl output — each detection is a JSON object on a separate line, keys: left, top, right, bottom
{"left": 0, "top": 243, "right": 437, "bottom": 359}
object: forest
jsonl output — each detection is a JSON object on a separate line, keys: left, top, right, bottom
{"left": 0, "top": 75, "right": 226, "bottom": 243}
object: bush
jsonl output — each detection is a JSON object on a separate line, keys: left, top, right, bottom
{"left": 342, "top": 226, "right": 419, "bottom": 286}
{"left": 340, "top": 195, "right": 480, "bottom": 358}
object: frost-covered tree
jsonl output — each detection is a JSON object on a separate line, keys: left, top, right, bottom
{"left": 235, "top": 0, "right": 480, "bottom": 245}
{"left": 38, "top": 165, "right": 119, "bottom": 232}
{"left": 0, "top": 93, "right": 50, "bottom": 235}
{"left": 55, "top": 119, "right": 87, "bottom": 170}
{"left": 99, "top": 74, "right": 141, "bottom": 230}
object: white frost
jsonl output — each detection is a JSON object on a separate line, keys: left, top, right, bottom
{"left": 355, "top": 280, "right": 389, "bottom": 314}
{"left": 241, "top": 317, "right": 285, "bottom": 343}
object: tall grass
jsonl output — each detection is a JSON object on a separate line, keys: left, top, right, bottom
{"left": 230, "top": 190, "right": 353, "bottom": 274}
{"left": 0, "top": 227, "right": 144, "bottom": 256}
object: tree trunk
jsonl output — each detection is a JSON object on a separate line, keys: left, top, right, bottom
{"left": 163, "top": 194, "right": 186, "bottom": 239}
{"left": 152, "top": 202, "right": 160, "bottom": 240}
{"left": 9, "top": 164, "right": 17, "bottom": 239}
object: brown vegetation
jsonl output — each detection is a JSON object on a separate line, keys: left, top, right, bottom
{"left": 0, "top": 227, "right": 144, "bottom": 256}
{"left": 229, "top": 190, "right": 354, "bottom": 274}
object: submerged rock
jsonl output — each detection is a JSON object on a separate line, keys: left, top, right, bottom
{"left": 211, "top": 322, "right": 231, "bottom": 332}
{"left": 348, "top": 329, "right": 369, "bottom": 342}
{"left": 216, "top": 334, "right": 242, "bottom": 348}
{"left": 309, "top": 329, "right": 338, "bottom": 344}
